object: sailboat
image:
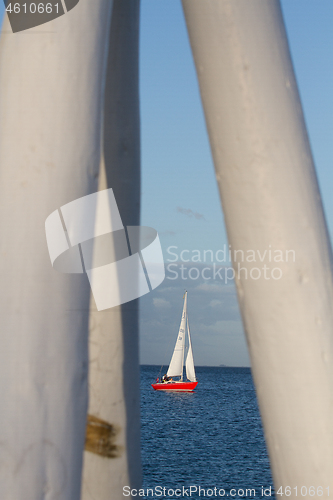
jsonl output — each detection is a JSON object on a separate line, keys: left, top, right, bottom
{"left": 152, "top": 291, "right": 198, "bottom": 392}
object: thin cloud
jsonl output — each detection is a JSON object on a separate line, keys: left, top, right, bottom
{"left": 153, "top": 298, "right": 172, "bottom": 309}
{"left": 197, "top": 320, "right": 242, "bottom": 336}
{"left": 209, "top": 299, "right": 223, "bottom": 308}
{"left": 195, "top": 283, "right": 226, "bottom": 293}
{"left": 176, "top": 206, "right": 205, "bottom": 220}
{"left": 160, "top": 230, "right": 177, "bottom": 236}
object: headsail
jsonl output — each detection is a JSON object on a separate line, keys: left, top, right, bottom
{"left": 167, "top": 292, "right": 187, "bottom": 378}
{"left": 185, "top": 319, "right": 196, "bottom": 382}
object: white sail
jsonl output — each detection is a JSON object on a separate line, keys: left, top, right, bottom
{"left": 186, "top": 319, "right": 196, "bottom": 382}
{"left": 167, "top": 292, "right": 187, "bottom": 378}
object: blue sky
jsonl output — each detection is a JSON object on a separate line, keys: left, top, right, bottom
{"left": 140, "top": 0, "right": 333, "bottom": 249}
{"left": 1, "top": 1, "right": 332, "bottom": 366}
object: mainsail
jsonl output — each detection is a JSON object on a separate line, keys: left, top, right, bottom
{"left": 167, "top": 292, "right": 187, "bottom": 379}
{"left": 185, "top": 319, "right": 196, "bottom": 382}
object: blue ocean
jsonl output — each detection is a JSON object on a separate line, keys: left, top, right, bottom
{"left": 140, "top": 366, "right": 274, "bottom": 500}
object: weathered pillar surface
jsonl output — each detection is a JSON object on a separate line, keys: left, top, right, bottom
{"left": 182, "top": 0, "right": 333, "bottom": 492}
{"left": 81, "top": 1, "right": 142, "bottom": 498}
{"left": 0, "top": 2, "right": 113, "bottom": 499}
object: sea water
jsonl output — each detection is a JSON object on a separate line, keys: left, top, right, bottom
{"left": 140, "top": 366, "right": 274, "bottom": 500}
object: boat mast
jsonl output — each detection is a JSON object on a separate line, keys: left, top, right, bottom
{"left": 181, "top": 291, "right": 187, "bottom": 381}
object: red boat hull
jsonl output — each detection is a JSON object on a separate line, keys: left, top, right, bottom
{"left": 152, "top": 381, "right": 198, "bottom": 392}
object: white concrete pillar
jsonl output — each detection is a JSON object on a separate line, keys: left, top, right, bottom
{"left": 81, "top": 1, "right": 142, "bottom": 498}
{"left": 182, "top": 0, "right": 333, "bottom": 493}
{"left": 0, "top": 2, "right": 113, "bottom": 498}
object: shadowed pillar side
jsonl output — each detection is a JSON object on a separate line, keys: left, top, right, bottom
{"left": 81, "top": 1, "right": 142, "bottom": 498}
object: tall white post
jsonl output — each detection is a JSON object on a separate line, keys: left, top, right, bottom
{"left": 0, "top": 2, "right": 113, "bottom": 499}
{"left": 182, "top": 0, "right": 333, "bottom": 493}
{"left": 81, "top": 1, "right": 142, "bottom": 498}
